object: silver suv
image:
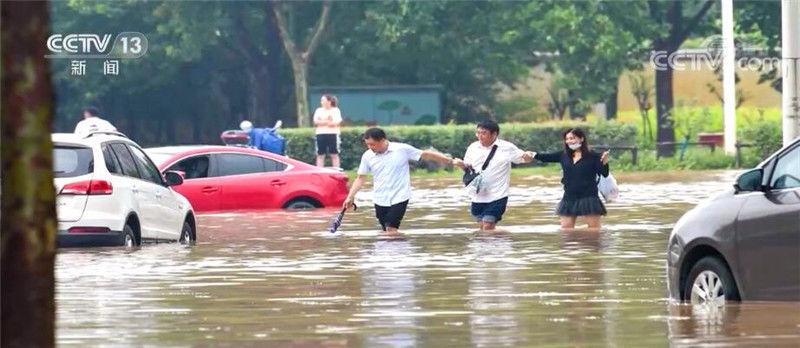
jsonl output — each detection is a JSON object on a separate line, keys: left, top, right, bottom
{"left": 667, "top": 137, "right": 800, "bottom": 304}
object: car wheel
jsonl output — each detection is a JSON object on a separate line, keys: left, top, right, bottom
{"left": 684, "top": 256, "right": 740, "bottom": 305}
{"left": 179, "top": 221, "right": 195, "bottom": 244}
{"left": 285, "top": 199, "right": 317, "bottom": 210}
{"left": 122, "top": 224, "right": 137, "bottom": 248}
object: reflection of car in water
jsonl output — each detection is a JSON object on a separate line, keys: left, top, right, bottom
{"left": 53, "top": 132, "right": 196, "bottom": 247}
{"left": 667, "top": 137, "right": 800, "bottom": 304}
{"left": 145, "top": 146, "right": 349, "bottom": 212}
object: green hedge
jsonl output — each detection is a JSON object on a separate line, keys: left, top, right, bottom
{"left": 281, "top": 122, "right": 638, "bottom": 170}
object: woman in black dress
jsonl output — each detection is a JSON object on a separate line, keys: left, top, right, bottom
{"left": 532, "top": 128, "right": 610, "bottom": 229}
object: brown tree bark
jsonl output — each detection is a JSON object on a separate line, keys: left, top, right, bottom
{"left": 272, "top": 0, "right": 332, "bottom": 128}
{"left": 649, "top": 0, "right": 714, "bottom": 157}
{"left": 1, "top": 1, "right": 58, "bottom": 347}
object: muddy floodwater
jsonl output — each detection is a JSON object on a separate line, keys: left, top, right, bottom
{"left": 56, "top": 171, "right": 800, "bottom": 347}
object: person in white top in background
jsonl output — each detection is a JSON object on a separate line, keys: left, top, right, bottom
{"left": 74, "top": 106, "right": 117, "bottom": 136}
{"left": 313, "top": 94, "right": 343, "bottom": 168}
{"left": 343, "top": 127, "right": 457, "bottom": 236}
{"left": 452, "top": 120, "right": 535, "bottom": 231}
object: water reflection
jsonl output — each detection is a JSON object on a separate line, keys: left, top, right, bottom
{"left": 360, "top": 239, "right": 420, "bottom": 347}
{"left": 468, "top": 234, "right": 520, "bottom": 347}
{"left": 53, "top": 171, "right": 800, "bottom": 346}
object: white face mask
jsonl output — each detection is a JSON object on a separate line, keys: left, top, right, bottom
{"left": 567, "top": 142, "right": 582, "bottom": 150}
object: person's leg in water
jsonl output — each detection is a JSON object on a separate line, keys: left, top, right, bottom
{"left": 583, "top": 215, "right": 602, "bottom": 231}
{"left": 376, "top": 201, "right": 408, "bottom": 236}
{"left": 560, "top": 215, "right": 577, "bottom": 230}
{"left": 479, "top": 198, "right": 507, "bottom": 231}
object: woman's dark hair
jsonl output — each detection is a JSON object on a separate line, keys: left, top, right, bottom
{"left": 563, "top": 128, "right": 590, "bottom": 155}
{"left": 363, "top": 127, "right": 386, "bottom": 141}
{"left": 322, "top": 94, "right": 338, "bottom": 107}
{"left": 476, "top": 119, "right": 500, "bottom": 135}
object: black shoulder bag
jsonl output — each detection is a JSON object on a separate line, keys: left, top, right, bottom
{"left": 462, "top": 144, "right": 498, "bottom": 186}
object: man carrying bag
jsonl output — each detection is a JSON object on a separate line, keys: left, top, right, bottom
{"left": 453, "top": 120, "right": 534, "bottom": 231}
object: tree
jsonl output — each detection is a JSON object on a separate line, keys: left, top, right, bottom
{"left": 647, "top": 0, "right": 716, "bottom": 156}
{"left": 529, "top": 1, "right": 650, "bottom": 120}
{"left": 272, "top": 0, "right": 332, "bottom": 127}
{"left": 629, "top": 71, "right": 655, "bottom": 143}
{"left": 311, "top": 0, "right": 536, "bottom": 123}
{"left": 1, "top": 1, "right": 57, "bottom": 347}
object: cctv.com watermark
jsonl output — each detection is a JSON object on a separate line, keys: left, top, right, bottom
{"left": 650, "top": 35, "right": 781, "bottom": 72}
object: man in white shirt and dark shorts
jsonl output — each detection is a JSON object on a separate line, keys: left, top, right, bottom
{"left": 343, "top": 128, "right": 455, "bottom": 236}
{"left": 453, "top": 120, "right": 535, "bottom": 231}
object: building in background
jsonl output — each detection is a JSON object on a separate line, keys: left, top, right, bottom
{"left": 310, "top": 85, "right": 442, "bottom": 126}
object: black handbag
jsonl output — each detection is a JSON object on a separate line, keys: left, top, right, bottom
{"left": 462, "top": 144, "right": 498, "bottom": 186}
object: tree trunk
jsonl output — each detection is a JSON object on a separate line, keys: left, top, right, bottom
{"left": 1, "top": 1, "right": 57, "bottom": 347}
{"left": 605, "top": 79, "right": 619, "bottom": 120}
{"left": 265, "top": 0, "right": 284, "bottom": 125}
{"left": 291, "top": 62, "right": 310, "bottom": 127}
{"left": 654, "top": 41, "right": 676, "bottom": 157}
{"left": 272, "top": 0, "right": 331, "bottom": 128}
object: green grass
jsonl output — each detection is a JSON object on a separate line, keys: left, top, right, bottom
{"left": 612, "top": 105, "right": 781, "bottom": 149}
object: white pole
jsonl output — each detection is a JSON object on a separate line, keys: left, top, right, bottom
{"left": 782, "top": 0, "right": 800, "bottom": 145}
{"left": 722, "top": 0, "right": 737, "bottom": 154}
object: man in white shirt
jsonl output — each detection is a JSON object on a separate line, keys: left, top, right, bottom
{"left": 74, "top": 106, "right": 117, "bottom": 136}
{"left": 343, "top": 127, "right": 456, "bottom": 236}
{"left": 453, "top": 120, "right": 534, "bottom": 231}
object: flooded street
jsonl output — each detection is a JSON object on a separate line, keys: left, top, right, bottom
{"left": 56, "top": 171, "right": 800, "bottom": 346}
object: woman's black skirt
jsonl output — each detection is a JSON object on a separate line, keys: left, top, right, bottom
{"left": 556, "top": 195, "right": 607, "bottom": 216}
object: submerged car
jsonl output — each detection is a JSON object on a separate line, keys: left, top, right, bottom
{"left": 667, "top": 137, "right": 800, "bottom": 304}
{"left": 144, "top": 146, "right": 349, "bottom": 212}
{"left": 53, "top": 132, "right": 197, "bottom": 247}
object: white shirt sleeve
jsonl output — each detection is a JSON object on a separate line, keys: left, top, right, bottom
{"left": 506, "top": 142, "right": 526, "bottom": 164}
{"left": 357, "top": 151, "right": 371, "bottom": 175}
{"left": 402, "top": 144, "right": 423, "bottom": 161}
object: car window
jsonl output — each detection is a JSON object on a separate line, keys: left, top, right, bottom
{"left": 128, "top": 145, "right": 164, "bottom": 185}
{"left": 101, "top": 144, "right": 121, "bottom": 174}
{"left": 109, "top": 143, "right": 140, "bottom": 178}
{"left": 166, "top": 155, "right": 211, "bottom": 179}
{"left": 770, "top": 146, "right": 800, "bottom": 189}
{"left": 216, "top": 154, "right": 265, "bottom": 176}
{"left": 53, "top": 145, "right": 93, "bottom": 178}
{"left": 263, "top": 157, "right": 287, "bottom": 172}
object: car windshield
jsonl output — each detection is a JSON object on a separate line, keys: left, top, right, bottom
{"left": 53, "top": 145, "right": 94, "bottom": 178}
{"left": 144, "top": 152, "right": 175, "bottom": 167}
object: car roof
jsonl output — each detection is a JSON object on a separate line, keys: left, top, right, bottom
{"left": 51, "top": 132, "right": 134, "bottom": 146}
{"left": 144, "top": 145, "right": 320, "bottom": 170}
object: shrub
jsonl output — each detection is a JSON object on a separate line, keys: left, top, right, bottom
{"left": 281, "top": 122, "right": 637, "bottom": 170}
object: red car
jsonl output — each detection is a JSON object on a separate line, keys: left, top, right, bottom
{"left": 145, "top": 146, "right": 348, "bottom": 212}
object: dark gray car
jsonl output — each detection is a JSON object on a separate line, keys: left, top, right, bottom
{"left": 667, "top": 137, "right": 800, "bottom": 304}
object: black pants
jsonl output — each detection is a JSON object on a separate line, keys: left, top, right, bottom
{"left": 374, "top": 200, "right": 409, "bottom": 231}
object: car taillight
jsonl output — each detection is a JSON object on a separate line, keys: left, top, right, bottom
{"left": 68, "top": 227, "right": 111, "bottom": 233}
{"left": 60, "top": 180, "right": 113, "bottom": 195}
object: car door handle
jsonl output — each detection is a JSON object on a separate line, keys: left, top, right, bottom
{"left": 201, "top": 186, "right": 219, "bottom": 194}
{"left": 270, "top": 180, "right": 286, "bottom": 187}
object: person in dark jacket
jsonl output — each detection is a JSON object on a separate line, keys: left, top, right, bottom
{"left": 532, "top": 128, "right": 610, "bottom": 230}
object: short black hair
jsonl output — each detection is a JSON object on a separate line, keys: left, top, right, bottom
{"left": 363, "top": 127, "right": 386, "bottom": 141}
{"left": 83, "top": 106, "right": 100, "bottom": 116}
{"left": 477, "top": 119, "right": 500, "bottom": 134}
